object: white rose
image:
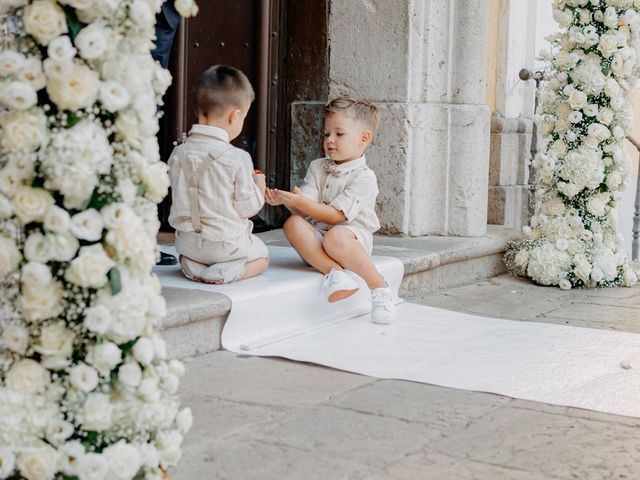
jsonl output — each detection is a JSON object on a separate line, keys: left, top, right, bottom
{"left": 142, "top": 161, "right": 170, "bottom": 203}
{"left": 4, "top": 81, "right": 38, "bottom": 110}
{"left": 567, "top": 89, "right": 587, "bottom": 109}
{"left": 559, "top": 279, "right": 572, "bottom": 290}
{"left": 591, "top": 266, "right": 604, "bottom": 283}
{"left": 5, "top": 359, "right": 50, "bottom": 395}
{"left": 160, "top": 373, "right": 179, "bottom": 394}
{"left": 0, "top": 109, "right": 48, "bottom": 153}
{"left": 598, "top": 32, "right": 620, "bottom": 57}
{"left": 69, "top": 363, "right": 99, "bottom": 393}
{"left": 75, "top": 23, "right": 112, "bottom": 61}
{"left": 11, "top": 186, "right": 54, "bottom": 224}
{"left": 587, "top": 195, "right": 608, "bottom": 216}
{"left": 88, "top": 342, "right": 122, "bottom": 375}
{"left": 176, "top": 408, "right": 193, "bottom": 434}
{"left": 19, "top": 279, "right": 63, "bottom": 321}
{"left": 84, "top": 304, "right": 113, "bottom": 334}
{"left": 99, "top": 81, "right": 131, "bottom": 112}
{"left": 46, "top": 418, "right": 74, "bottom": 446}
{"left": 35, "top": 321, "right": 74, "bottom": 359}
{"left": 597, "top": 107, "right": 614, "bottom": 125}
{"left": 118, "top": 362, "right": 142, "bottom": 387}
{"left": 17, "top": 57, "right": 46, "bottom": 91}
{"left": 21, "top": 260, "right": 52, "bottom": 285}
{"left": 70, "top": 209, "right": 104, "bottom": 241}
{"left": 16, "top": 444, "right": 59, "bottom": 480}
{"left": 46, "top": 231, "right": 80, "bottom": 262}
{"left": 137, "top": 444, "right": 160, "bottom": 469}
{"left": 43, "top": 57, "right": 73, "bottom": 79}
{"left": 2, "top": 323, "right": 29, "bottom": 355}
{"left": 0, "top": 50, "right": 26, "bottom": 75}
{"left": 514, "top": 250, "right": 529, "bottom": 268}
{"left": 568, "top": 111, "right": 583, "bottom": 124}
{"left": 47, "top": 62, "right": 99, "bottom": 112}
{"left": 103, "top": 442, "right": 141, "bottom": 480}
{"left": 0, "top": 447, "right": 15, "bottom": 479}
{"left": 47, "top": 35, "right": 77, "bottom": 62}
{"left": 138, "top": 378, "right": 160, "bottom": 402}
{"left": 155, "top": 431, "right": 183, "bottom": 467}
{"left": 0, "top": 236, "right": 21, "bottom": 277}
{"left": 583, "top": 104, "right": 598, "bottom": 117}
{"left": 59, "top": 441, "right": 85, "bottom": 476}
{"left": 78, "top": 393, "right": 114, "bottom": 431}
{"left": 133, "top": 337, "right": 155, "bottom": 365}
{"left": 44, "top": 205, "right": 71, "bottom": 233}
{"left": 23, "top": 0, "right": 69, "bottom": 46}
{"left": 76, "top": 453, "right": 109, "bottom": 480}
{"left": 100, "top": 202, "right": 135, "bottom": 229}
{"left": 65, "top": 244, "right": 115, "bottom": 288}
{"left": 174, "top": 0, "right": 199, "bottom": 17}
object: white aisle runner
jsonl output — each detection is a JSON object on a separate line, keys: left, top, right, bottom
{"left": 155, "top": 246, "right": 640, "bottom": 418}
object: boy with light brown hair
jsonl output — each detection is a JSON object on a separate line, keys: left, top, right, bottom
{"left": 266, "top": 97, "right": 395, "bottom": 324}
{"left": 168, "top": 65, "right": 268, "bottom": 284}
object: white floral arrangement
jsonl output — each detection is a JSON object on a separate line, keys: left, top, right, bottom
{"left": 506, "top": 0, "right": 640, "bottom": 290}
{"left": 0, "top": 1, "right": 198, "bottom": 479}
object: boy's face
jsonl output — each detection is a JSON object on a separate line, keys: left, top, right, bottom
{"left": 323, "top": 112, "right": 371, "bottom": 163}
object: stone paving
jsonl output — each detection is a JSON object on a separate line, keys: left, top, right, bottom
{"left": 171, "top": 275, "right": 640, "bottom": 480}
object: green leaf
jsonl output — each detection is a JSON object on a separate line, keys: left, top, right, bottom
{"left": 120, "top": 338, "right": 138, "bottom": 354}
{"left": 108, "top": 267, "right": 121, "bottom": 295}
{"left": 136, "top": 184, "right": 146, "bottom": 197}
{"left": 63, "top": 6, "right": 86, "bottom": 40}
{"left": 82, "top": 431, "right": 99, "bottom": 449}
{"left": 65, "top": 111, "right": 81, "bottom": 129}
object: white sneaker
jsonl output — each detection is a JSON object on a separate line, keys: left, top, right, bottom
{"left": 322, "top": 268, "right": 359, "bottom": 303}
{"left": 371, "top": 286, "right": 396, "bottom": 324}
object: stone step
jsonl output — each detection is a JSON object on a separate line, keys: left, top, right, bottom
{"left": 159, "top": 225, "right": 518, "bottom": 357}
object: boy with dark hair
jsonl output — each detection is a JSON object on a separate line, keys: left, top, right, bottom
{"left": 168, "top": 65, "right": 268, "bottom": 284}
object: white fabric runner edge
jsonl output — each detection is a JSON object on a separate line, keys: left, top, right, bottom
{"left": 155, "top": 246, "right": 640, "bottom": 418}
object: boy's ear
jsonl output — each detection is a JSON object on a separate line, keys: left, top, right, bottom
{"left": 361, "top": 130, "right": 373, "bottom": 145}
{"left": 228, "top": 108, "right": 241, "bottom": 125}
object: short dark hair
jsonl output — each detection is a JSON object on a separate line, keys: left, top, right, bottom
{"left": 195, "top": 65, "right": 255, "bottom": 116}
{"left": 324, "top": 97, "right": 380, "bottom": 134}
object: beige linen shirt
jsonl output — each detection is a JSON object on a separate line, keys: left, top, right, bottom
{"left": 298, "top": 155, "right": 381, "bottom": 234}
{"left": 168, "top": 125, "right": 264, "bottom": 242}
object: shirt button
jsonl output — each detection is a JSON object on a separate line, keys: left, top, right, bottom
{"left": 325, "top": 185, "right": 329, "bottom": 189}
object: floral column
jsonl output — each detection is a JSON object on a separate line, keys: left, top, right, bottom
{"left": 0, "top": 1, "right": 197, "bottom": 479}
{"left": 506, "top": 0, "right": 640, "bottom": 289}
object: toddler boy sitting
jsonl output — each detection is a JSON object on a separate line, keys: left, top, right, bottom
{"left": 266, "top": 97, "right": 396, "bottom": 324}
{"left": 168, "top": 65, "right": 269, "bottom": 284}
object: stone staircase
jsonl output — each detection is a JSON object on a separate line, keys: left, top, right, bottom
{"left": 159, "top": 225, "right": 518, "bottom": 358}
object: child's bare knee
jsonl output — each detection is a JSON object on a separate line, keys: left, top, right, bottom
{"left": 322, "top": 227, "right": 352, "bottom": 254}
{"left": 284, "top": 216, "right": 306, "bottom": 238}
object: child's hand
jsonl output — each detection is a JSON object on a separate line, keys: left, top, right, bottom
{"left": 265, "top": 188, "right": 283, "bottom": 206}
{"left": 267, "top": 187, "right": 302, "bottom": 207}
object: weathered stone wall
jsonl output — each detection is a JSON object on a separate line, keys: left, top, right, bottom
{"left": 487, "top": 113, "right": 532, "bottom": 229}
{"left": 321, "top": 0, "right": 492, "bottom": 237}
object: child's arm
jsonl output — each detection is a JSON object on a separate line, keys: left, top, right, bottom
{"left": 269, "top": 187, "right": 346, "bottom": 225}
{"left": 233, "top": 155, "right": 265, "bottom": 219}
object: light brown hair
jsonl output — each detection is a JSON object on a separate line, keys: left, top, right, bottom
{"left": 195, "top": 65, "right": 255, "bottom": 116}
{"left": 324, "top": 97, "right": 380, "bottom": 134}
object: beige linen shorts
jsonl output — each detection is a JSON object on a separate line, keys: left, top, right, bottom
{"left": 315, "top": 225, "right": 373, "bottom": 255}
{"left": 175, "top": 229, "right": 268, "bottom": 266}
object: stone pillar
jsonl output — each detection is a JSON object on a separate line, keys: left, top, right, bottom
{"left": 327, "top": 0, "right": 491, "bottom": 237}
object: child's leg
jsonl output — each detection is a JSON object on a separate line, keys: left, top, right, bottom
{"left": 239, "top": 257, "right": 269, "bottom": 280}
{"left": 283, "top": 216, "right": 341, "bottom": 274}
{"left": 322, "top": 226, "right": 386, "bottom": 290}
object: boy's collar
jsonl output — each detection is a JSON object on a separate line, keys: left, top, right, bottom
{"left": 324, "top": 155, "right": 366, "bottom": 176}
{"left": 189, "top": 124, "right": 230, "bottom": 143}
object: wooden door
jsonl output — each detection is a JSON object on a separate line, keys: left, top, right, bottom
{"left": 162, "top": 0, "right": 282, "bottom": 229}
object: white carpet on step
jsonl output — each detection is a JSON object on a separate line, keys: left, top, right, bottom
{"left": 155, "top": 246, "right": 640, "bottom": 418}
